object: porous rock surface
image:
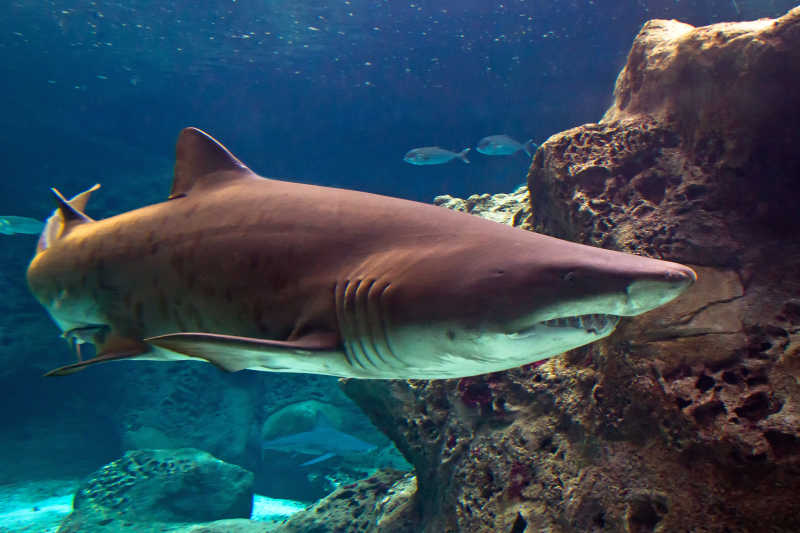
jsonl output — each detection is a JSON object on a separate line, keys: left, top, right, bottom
{"left": 277, "top": 469, "right": 417, "bottom": 533}
{"left": 433, "top": 185, "right": 532, "bottom": 228}
{"left": 341, "top": 7, "right": 800, "bottom": 533}
{"left": 57, "top": 448, "right": 254, "bottom": 533}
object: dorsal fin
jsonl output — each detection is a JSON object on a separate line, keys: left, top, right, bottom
{"left": 169, "top": 127, "right": 252, "bottom": 200}
{"left": 67, "top": 183, "right": 100, "bottom": 213}
{"left": 51, "top": 188, "right": 94, "bottom": 224}
{"left": 37, "top": 184, "right": 99, "bottom": 252}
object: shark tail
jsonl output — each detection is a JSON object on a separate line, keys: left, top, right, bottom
{"left": 458, "top": 148, "right": 471, "bottom": 164}
{"left": 523, "top": 139, "right": 538, "bottom": 158}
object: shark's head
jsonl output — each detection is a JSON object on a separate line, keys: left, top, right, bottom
{"left": 338, "top": 230, "right": 696, "bottom": 378}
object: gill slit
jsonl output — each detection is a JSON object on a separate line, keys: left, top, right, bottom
{"left": 359, "top": 278, "right": 390, "bottom": 369}
{"left": 364, "top": 279, "right": 402, "bottom": 370}
{"left": 376, "top": 282, "right": 406, "bottom": 368}
{"left": 336, "top": 277, "right": 407, "bottom": 373}
{"left": 334, "top": 280, "right": 359, "bottom": 370}
{"left": 349, "top": 279, "right": 379, "bottom": 370}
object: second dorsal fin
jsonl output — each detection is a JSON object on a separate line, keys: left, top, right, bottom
{"left": 169, "top": 127, "right": 253, "bottom": 200}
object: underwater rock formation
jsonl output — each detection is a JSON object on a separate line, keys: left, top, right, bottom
{"left": 433, "top": 185, "right": 532, "bottom": 228}
{"left": 109, "top": 366, "right": 258, "bottom": 467}
{"left": 342, "top": 7, "right": 800, "bottom": 533}
{"left": 278, "top": 469, "right": 417, "bottom": 533}
{"left": 57, "top": 448, "right": 254, "bottom": 533}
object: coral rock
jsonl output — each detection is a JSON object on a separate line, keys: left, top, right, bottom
{"left": 433, "top": 186, "right": 532, "bottom": 228}
{"left": 57, "top": 448, "right": 254, "bottom": 533}
{"left": 276, "top": 469, "right": 418, "bottom": 533}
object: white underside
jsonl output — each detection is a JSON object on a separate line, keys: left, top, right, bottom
{"left": 142, "top": 319, "right": 616, "bottom": 379}
{"left": 208, "top": 318, "right": 609, "bottom": 379}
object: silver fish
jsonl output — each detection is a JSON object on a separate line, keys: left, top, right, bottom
{"left": 403, "top": 146, "right": 470, "bottom": 165}
{"left": 0, "top": 216, "right": 45, "bottom": 235}
{"left": 476, "top": 135, "right": 537, "bottom": 157}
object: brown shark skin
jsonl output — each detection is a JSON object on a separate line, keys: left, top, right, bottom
{"left": 26, "top": 128, "right": 696, "bottom": 378}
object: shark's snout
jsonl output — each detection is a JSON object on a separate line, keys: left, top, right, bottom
{"left": 623, "top": 276, "right": 692, "bottom": 316}
{"left": 664, "top": 264, "right": 697, "bottom": 284}
{"left": 621, "top": 263, "right": 696, "bottom": 316}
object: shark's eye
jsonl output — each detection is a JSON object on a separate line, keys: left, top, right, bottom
{"left": 562, "top": 271, "right": 576, "bottom": 282}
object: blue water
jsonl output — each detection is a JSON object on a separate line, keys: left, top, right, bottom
{"left": 1, "top": 0, "right": 793, "bottom": 215}
{"left": 0, "top": 0, "right": 796, "bottom": 529}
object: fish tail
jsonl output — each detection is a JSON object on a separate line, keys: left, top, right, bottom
{"left": 458, "top": 148, "right": 471, "bottom": 164}
{"left": 523, "top": 139, "right": 538, "bottom": 158}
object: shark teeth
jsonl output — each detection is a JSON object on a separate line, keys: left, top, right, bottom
{"left": 540, "top": 314, "right": 620, "bottom": 334}
{"left": 61, "top": 324, "right": 110, "bottom": 361}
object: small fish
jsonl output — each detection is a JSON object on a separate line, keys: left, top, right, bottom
{"left": 0, "top": 216, "right": 45, "bottom": 235}
{"left": 476, "top": 135, "right": 537, "bottom": 158}
{"left": 403, "top": 146, "right": 470, "bottom": 165}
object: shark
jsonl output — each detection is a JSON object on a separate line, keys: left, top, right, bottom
{"left": 26, "top": 127, "right": 696, "bottom": 379}
{"left": 262, "top": 413, "right": 377, "bottom": 467}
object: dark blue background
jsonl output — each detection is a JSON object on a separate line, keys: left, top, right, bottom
{"left": 1, "top": 0, "right": 792, "bottom": 218}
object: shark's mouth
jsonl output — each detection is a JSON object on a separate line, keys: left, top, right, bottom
{"left": 540, "top": 313, "right": 620, "bottom": 334}
{"left": 512, "top": 313, "right": 620, "bottom": 338}
{"left": 62, "top": 324, "right": 109, "bottom": 359}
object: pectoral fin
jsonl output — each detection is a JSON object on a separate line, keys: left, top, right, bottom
{"left": 144, "top": 332, "right": 341, "bottom": 373}
{"left": 45, "top": 334, "right": 149, "bottom": 376}
{"left": 46, "top": 346, "right": 149, "bottom": 377}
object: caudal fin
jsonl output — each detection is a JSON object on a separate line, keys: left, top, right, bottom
{"left": 458, "top": 148, "right": 471, "bottom": 164}
{"left": 523, "top": 139, "right": 538, "bottom": 158}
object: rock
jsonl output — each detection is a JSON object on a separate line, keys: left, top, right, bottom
{"left": 342, "top": 7, "right": 800, "bottom": 532}
{"left": 603, "top": 9, "right": 800, "bottom": 169}
{"left": 276, "top": 469, "right": 417, "bottom": 533}
{"left": 57, "top": 448, "right": 254, "bottom": 533}
{"left": 528, "top": 5, "right": 800, "bottom": 468}
{"left": 108, "top": 365, "right": 258, "bottom": 467}
{"left": 433, "top": 185, "right": 531, "bottom": 228}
